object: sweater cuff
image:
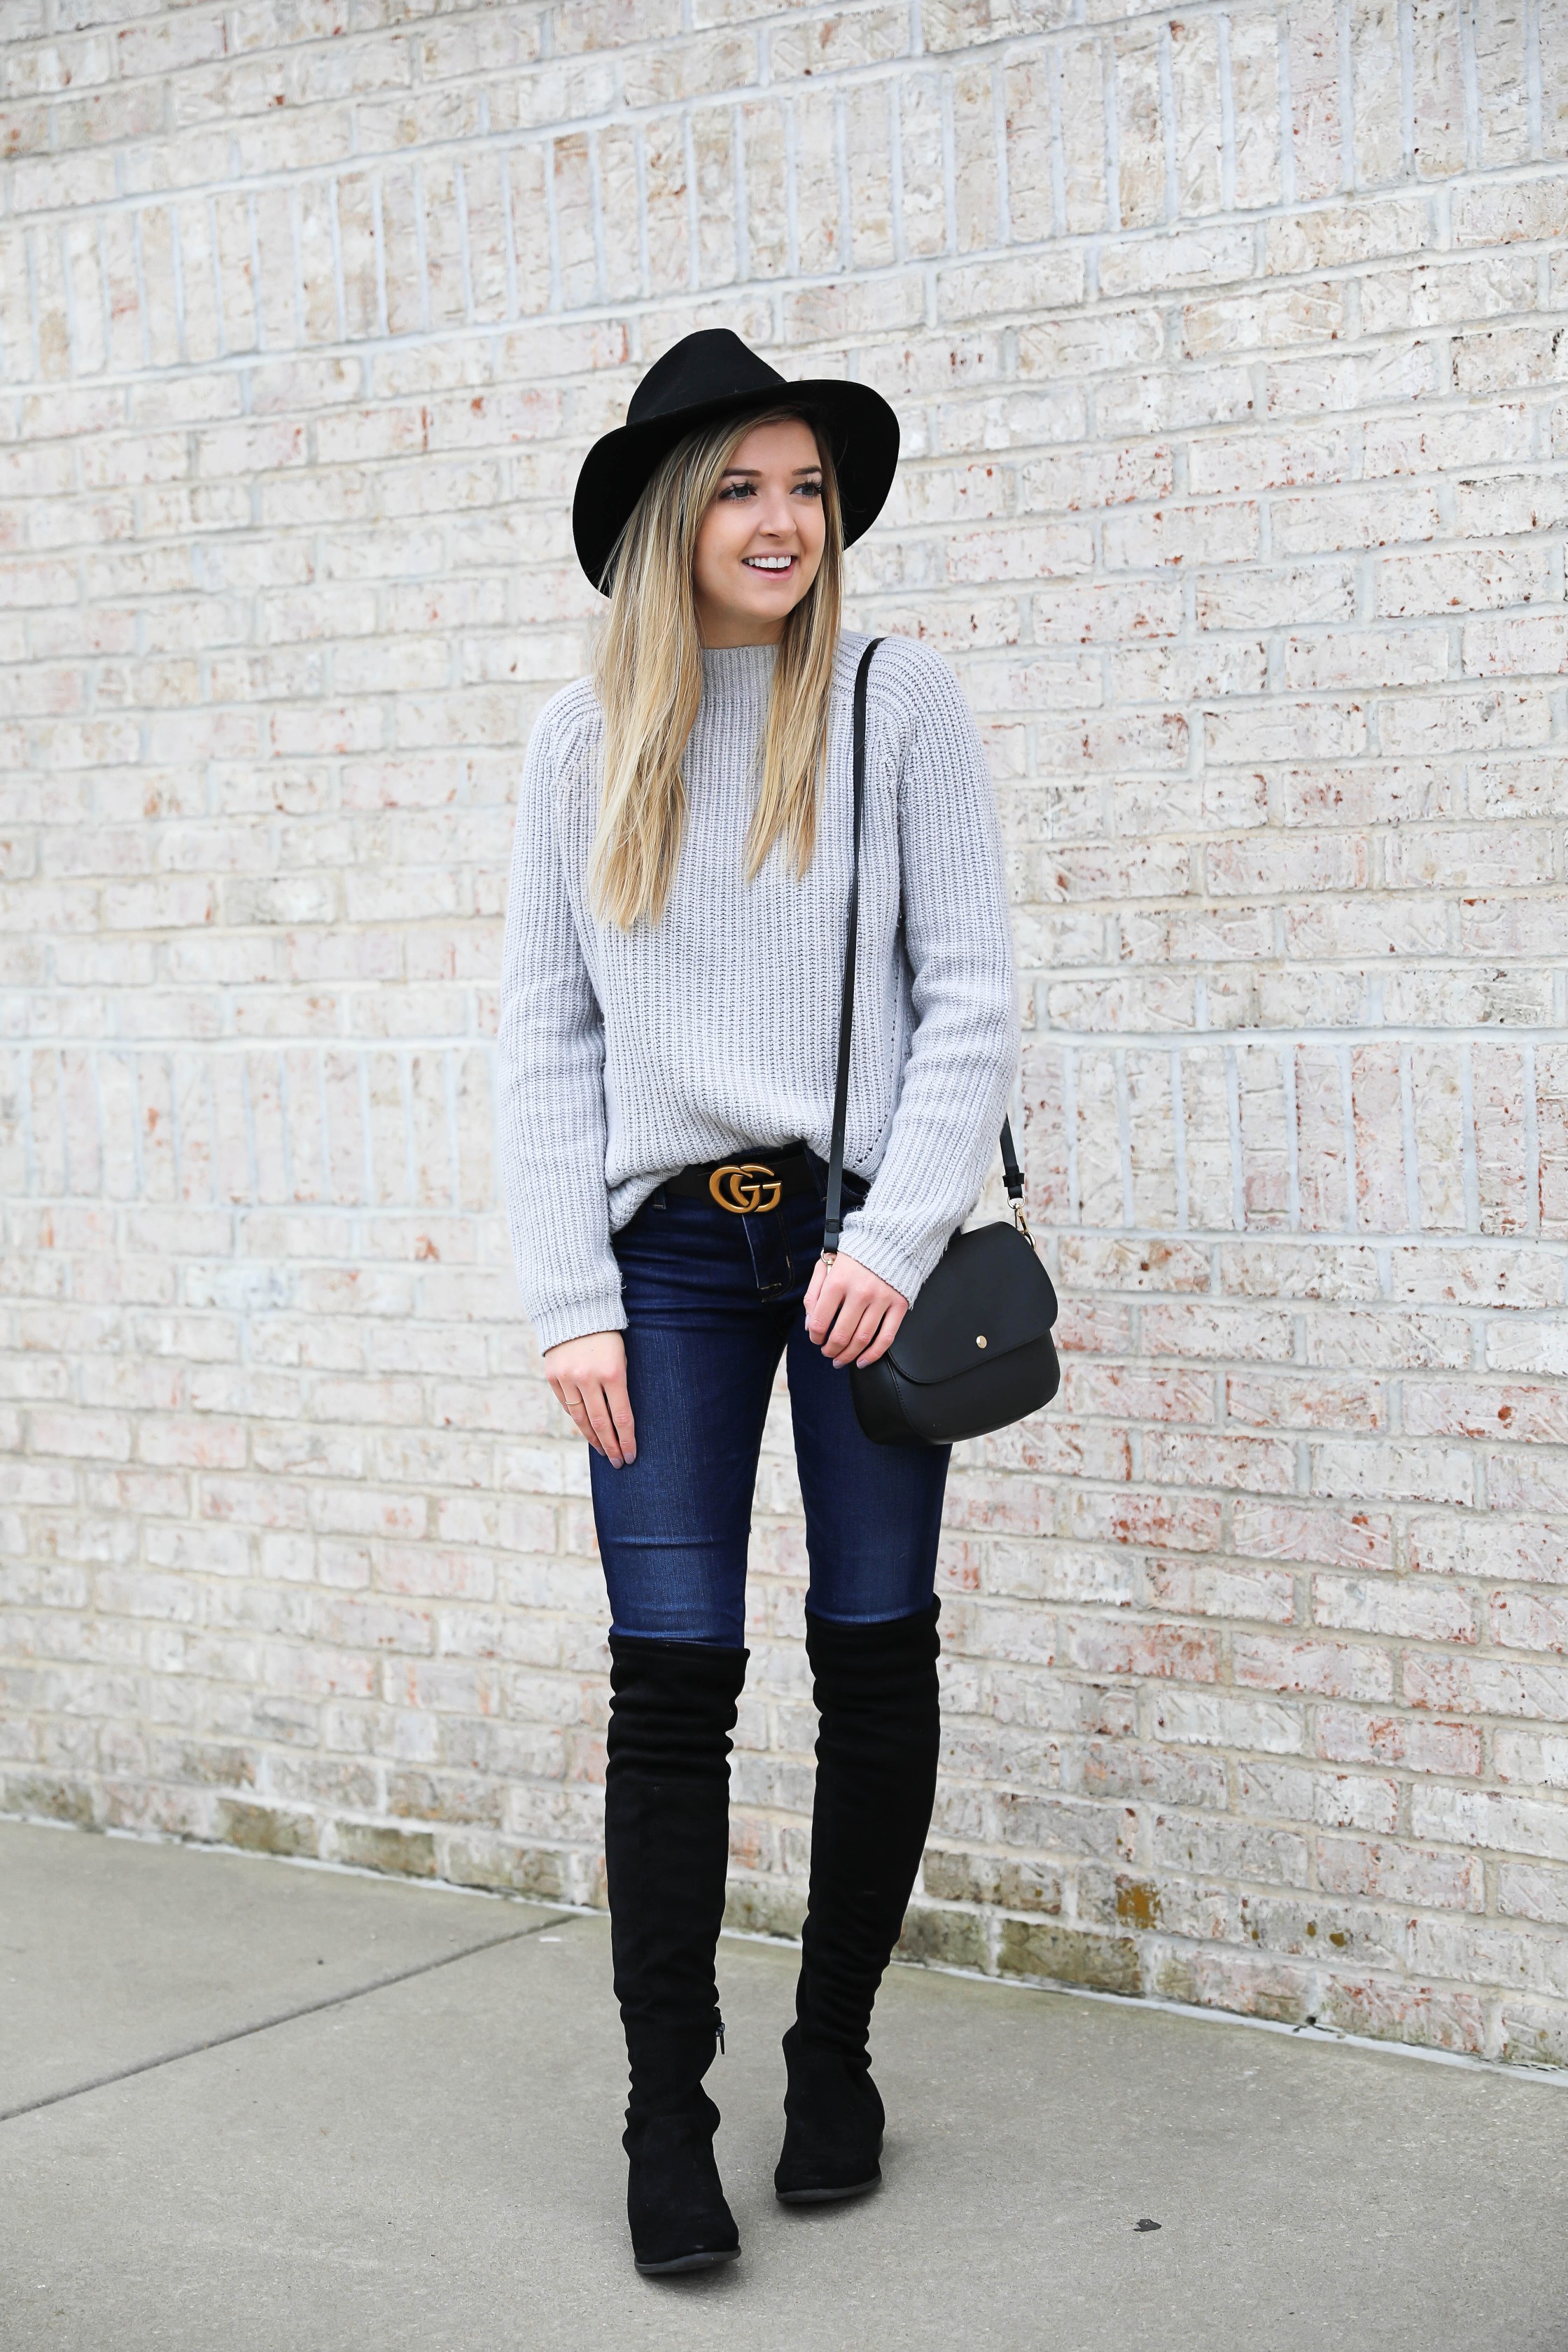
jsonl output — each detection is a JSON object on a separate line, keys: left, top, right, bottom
{"left": 531, "top": 1289, "right": 628, "bottom": 1357}
{"left": 834, "top": 1219, "right": 943, "bottom": 1311}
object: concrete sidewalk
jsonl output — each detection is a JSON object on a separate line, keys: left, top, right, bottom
{"left": 2, "top": 1821, "right": 1565, "bottom": 2352}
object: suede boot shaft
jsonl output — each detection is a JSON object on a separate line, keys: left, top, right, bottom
{"left": 794, "top": 1600, "right": 941, "bottom": 2059}
{"left": 774, "top": 1600, "right": 941, "bottom": 2202}
{"left": 604, "top": 1632, "right": 748, "bottom": 2115}
{"left": 603, "top": 1632, "right": 748, "bottom": 2269}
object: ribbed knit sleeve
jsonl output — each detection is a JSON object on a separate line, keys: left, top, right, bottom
{"left": 497, "top": 686, "right": 626, "bottom": 1354}
{"left": 834, "top": 640, "right": 1017, "bottom": 1305}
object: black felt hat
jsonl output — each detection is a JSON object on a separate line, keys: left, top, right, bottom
{"left": 572, "top": 328, "right": 900, "bottom": 592}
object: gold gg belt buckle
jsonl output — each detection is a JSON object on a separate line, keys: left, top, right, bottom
{"left": 708, "top": 1161, "right": 782, "bottom": 1214}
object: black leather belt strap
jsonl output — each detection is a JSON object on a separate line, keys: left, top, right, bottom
{"left": 664, "top": 1147, "right": 866, "bottom": 1214}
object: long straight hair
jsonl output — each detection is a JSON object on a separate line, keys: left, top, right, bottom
{"left": 588, "top": 405, "right": 845, "bottom": 930}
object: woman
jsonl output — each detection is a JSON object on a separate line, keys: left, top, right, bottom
{"left": 498, "top": 329, "right": 1016, "bottom": 2275}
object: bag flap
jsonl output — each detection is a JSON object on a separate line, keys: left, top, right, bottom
{"left": 886, "top": 1222, "right": 1058, "bottom": 1387}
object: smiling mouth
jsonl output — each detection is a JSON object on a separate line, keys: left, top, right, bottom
{"left": 743, "top": 554, "right": 796, "bottom": 573}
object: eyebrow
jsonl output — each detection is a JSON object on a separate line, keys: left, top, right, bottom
{"left": 719, "top": 463, "right": 822, "bottom": 477}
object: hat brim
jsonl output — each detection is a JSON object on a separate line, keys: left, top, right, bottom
{"left": 572, "top": 379, "right": 899, "bottom": 593}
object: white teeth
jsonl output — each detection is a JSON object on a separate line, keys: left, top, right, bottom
{"left": 745, "top": 556, "right": 793, "bottom": 570}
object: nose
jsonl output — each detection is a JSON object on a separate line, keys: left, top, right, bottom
{"left": 753, "top": 488, "right": 797, "bottom": 538}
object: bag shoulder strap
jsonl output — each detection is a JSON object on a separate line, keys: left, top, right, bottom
{"left": 822, "top": 636, "right": 1024, "bottom": 1258}
{"left": 823, "top": 637, "right": 881, "bottom": 1254}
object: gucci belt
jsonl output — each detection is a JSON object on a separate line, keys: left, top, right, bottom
{"left": 663, "top": 1146, "right": 836, "bottom": 1214}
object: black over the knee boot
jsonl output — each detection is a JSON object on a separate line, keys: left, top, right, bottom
{"left": 775, "top": 1600, "right": 941, "bottom": 2204}
{"left": 604, "top": 1632, "right": 748, "bottom": 2274}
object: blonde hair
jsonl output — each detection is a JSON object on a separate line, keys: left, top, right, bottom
{"left": 588, "top": 405, "right": 844, "bottom": 930}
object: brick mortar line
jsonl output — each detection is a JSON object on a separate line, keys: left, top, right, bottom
{"left": 2, "top": 500, "right": 1562, "bottom": 538}
{"left": 0, "top": 0, "right": 1392, "bottom": 97}
{"left": 0, "top": 0, "right": 1540, "bottom": 59}
{"left": 7, "top": 1191, "right": 1567, "bottom": 1233}
{"left": 0, "top": 143, "right": 1558, "bottom": 248}
{"left": 5, "top": 1027, "right": 1568, "bottom": 1050}
{"left": 6, "top": 371, "right": 1568, "bottom": 442}
{"left": 904, "top": 1868, "right": 1568, "bottom": 1943}
{"left": 5, "top": 1601, "right": 1566, "bottom": 1662}
{"left": 0, "top": 1908, "right": 568, "bottom": 2127}
{"left": 4, "top": 262, "right": 1565, "bottom": 386}
{"left": 7, "top": 610, "right": 1568, "bottom": 635}
{"left": 1, "top": 50, "right": 1560, "bottom": 172}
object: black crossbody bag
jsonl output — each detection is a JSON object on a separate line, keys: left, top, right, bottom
{"left": 823, "top": 638, "right": 1061, "bottom": 1449}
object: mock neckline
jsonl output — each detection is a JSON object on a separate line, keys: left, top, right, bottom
{"left": 699, "top": 640, "right": 778, "bottom": 691}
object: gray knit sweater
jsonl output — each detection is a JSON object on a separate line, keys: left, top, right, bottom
{"left": 498, "top": 629, "right": 1017, "bottom": 1355}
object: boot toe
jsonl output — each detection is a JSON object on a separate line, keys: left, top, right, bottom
{"left": 626, "top": 2111, "right": 741, "bottom": 2275}
{"left": 635, "top": 2241, "right": 742, "bottom": 2274}
{"left": 774, "top": 2154, "right": 883, "bottom": 2204}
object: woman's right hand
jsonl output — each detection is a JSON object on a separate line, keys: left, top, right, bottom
{"left": 543, "top": 1330, "right": 637, "bottom": 1467}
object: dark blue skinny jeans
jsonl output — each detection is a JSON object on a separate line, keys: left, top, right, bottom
{"left": 590, "top": 1154, "right": 951, "bottom": 1647}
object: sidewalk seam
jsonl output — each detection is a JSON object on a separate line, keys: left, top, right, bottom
{"left": 0, "top": 1912, "right": 574, "bottom": 2126}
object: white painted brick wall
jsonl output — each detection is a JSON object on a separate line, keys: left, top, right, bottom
{"left": 4, "top": 0, "right": 1568, "bottom": 2066}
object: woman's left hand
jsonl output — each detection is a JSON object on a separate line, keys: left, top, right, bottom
{"left": 804, "top": 1252, "right": 909, "bottom": 1368}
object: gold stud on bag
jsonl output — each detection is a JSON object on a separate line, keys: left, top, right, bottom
{"left": 823, "top": 639, "right": 1061, "bottom": 1449}
{"left": 708, "top": 1162, "right": 782, "bottom": 1214}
